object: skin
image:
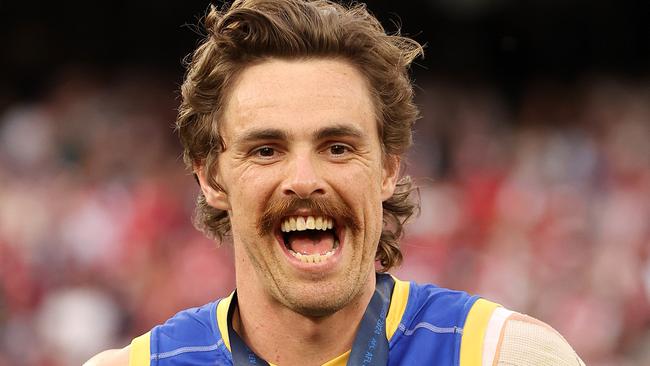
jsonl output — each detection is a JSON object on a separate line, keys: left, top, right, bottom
{"left": 201, "top": 58, "right": 399, "bottom": 365}
{"left": 85, "top": 58, "right": 399, "bottom": 366}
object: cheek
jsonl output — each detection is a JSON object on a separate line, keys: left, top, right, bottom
{"left": 333, "top": 166, "right": 385, "bottom": 229}
{"left": 228, "top": 168, "right": 277, "bottom": 220}
{"left": 343, "top": 165, "right": 384, "bottom": 201}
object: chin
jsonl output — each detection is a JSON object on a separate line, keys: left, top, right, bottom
{"left": 273, "top": 274, "right": 366, "bottom": 318}
{"left": 284, "top": 293, "right": 350, "bottom": 318}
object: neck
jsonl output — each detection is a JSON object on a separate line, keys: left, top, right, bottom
{"left": 233, "top": 274, "right": 376, "bottom": 366}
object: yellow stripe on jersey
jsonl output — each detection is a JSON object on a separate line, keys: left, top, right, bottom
{"left": 386, "top": 276, "right": 410, "bottom": 340}
{"left": 459, "top": 298, "right": 500, "bottom": 366}
{"left": 216, "top": 292, "right": 235, "bottom": 352}
{"left": 129, "top": 331, "right": 151, "bottom": 366}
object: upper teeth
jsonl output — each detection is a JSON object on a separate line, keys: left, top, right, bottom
{"left": 281, "top": 216, "right": 334, "bottom": 232}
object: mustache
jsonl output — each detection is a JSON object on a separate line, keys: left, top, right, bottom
{"left": 257, "top": 196, "right": 361, "bottom": 237}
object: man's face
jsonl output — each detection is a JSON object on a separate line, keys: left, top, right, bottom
{"left": 200, "top": 58, "right": 398, "bottom": 316}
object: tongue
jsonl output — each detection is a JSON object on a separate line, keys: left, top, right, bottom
{"left": 287, "top": 231, "right": 335, "bottom": 255}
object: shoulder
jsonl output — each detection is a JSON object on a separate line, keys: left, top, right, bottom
{"left": 395, "top": 279, "right": 584, "bottom": 365}
{"left": 406, "top": 280, "right": 477, "bottom": 310}
{"left": 83, "top": 346, "right": 130, "bottom": 366}
{"left": 150, "top": 300, "right": 229, "bottom": 358}
{"left": 388, "top": 277, "right": 479, "bottom": 336}
{"left": 464, "top": 302, "right": 585, "bottom": 366}
{"left": 454, "top": 296, "right": 584, "bottom": 365}
{"left": 403, "top": 280, "right": 479, "bottom": 324}
{"left": 84, "top": 299, "right": 228, "bottom": 366}
{"left": 154, "top": 300, "right": 221, "bottom": 340}
{"left": 150, "top": 299, "right": 232, "bottom": 364}
{"left": 387, "top": 278, "right": 477, "bottom": 346}
{"left": 488, "top": 311, "right": 585, "bottom": 366}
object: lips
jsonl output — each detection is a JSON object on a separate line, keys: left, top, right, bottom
{"left": 278, "top": 215, "right": 341, "bottom": 264}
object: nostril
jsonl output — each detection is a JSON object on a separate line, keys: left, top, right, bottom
{"left": 283, "top": 182, "right": 325, "bottom": 199}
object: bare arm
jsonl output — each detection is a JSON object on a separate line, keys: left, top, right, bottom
{"left": 83, "top": 345, "right": 130, "bottom": 366}
{"left": 491, "top": 313, "right": 585, "bottom": 366}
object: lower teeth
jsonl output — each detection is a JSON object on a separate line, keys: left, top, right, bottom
{"left": 289, "top": 240, "right": 338, "bottom": 264}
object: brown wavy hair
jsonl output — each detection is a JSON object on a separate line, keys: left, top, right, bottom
{"left": 176, "top": 0, "right": 422, "bottom": 271}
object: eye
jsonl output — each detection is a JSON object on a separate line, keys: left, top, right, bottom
{"left": 254, "top": 146, "right": 276, "bottom": 158}
{"left": 329, "top": 144, "right": 349, "bottom": 155}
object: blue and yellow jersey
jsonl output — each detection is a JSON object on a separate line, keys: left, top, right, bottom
{"left": 129, "top": 277, "right": 500, "bottom": 366}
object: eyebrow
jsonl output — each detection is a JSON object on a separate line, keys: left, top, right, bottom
{"left": 314, "top": 124, "right": 364, "bottom": 141}
{"left": 235, "top": 128, "right": 289, "bottom": 145}
{"left": 233, "top": 123, "right": 365, "bottom": 145}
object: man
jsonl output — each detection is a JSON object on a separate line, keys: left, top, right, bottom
{"left": 87, "top": 0, "right": 585, "bottom": 365}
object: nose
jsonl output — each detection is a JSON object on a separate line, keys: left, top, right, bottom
{"left": 281, "top": 153, "right": 326, "bottom": 199}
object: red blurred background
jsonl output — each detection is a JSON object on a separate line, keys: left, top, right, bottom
{"left": 1, "top": 1, "right": 648, "bottom": 365}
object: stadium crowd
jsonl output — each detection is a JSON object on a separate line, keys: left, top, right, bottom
{"left": 0, "top": 70, "right": 648, "bottom": 365}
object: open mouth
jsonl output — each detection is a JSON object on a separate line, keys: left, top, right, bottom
{"left": 279, "top": 215, "right": 340, "bottom": 264}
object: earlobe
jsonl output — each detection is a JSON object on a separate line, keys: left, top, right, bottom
{"left": 195, "top": 165, "right": 231, "bottom": 210}
{"left": 380, "top": 155, "right": 401, "bottom": 201}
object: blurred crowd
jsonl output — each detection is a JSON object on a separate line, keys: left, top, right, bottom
{"left": 0, "top": 70, "right": 648, "bottom": 365}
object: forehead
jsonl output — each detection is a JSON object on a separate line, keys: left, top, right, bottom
{"left": 220, "top": 58, "right": 378, "bottom": 142}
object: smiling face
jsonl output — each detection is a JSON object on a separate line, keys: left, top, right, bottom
{"left": 198, "top": 58, "right": 399, "bottom": 316}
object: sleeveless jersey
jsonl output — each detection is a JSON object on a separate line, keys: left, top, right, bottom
{"left": 129, "top": 277, "right": 500, "bottom": 366}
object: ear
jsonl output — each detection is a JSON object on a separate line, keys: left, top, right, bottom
{"left": 195, "top": 165, "right": 231, "bottom": 211}
{"left": 380, "top": 155, "right": 401, "bottom": 201}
